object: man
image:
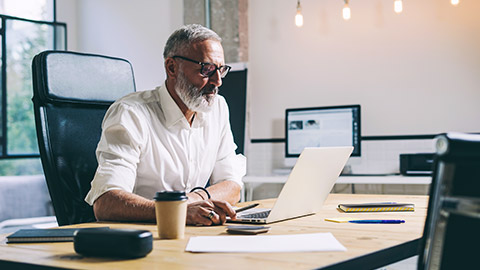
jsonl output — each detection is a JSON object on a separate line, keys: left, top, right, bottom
{"left": 85, "top": 24, "right": 246, "bottom": 226}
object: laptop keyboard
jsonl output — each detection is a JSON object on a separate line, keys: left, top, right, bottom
{"left": 240, "top": 210, "right": 271, "bottom": 219}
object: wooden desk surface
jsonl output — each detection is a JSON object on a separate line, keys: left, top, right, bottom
{"left": 0, "top": 194, "right": 428, "bottom": 270}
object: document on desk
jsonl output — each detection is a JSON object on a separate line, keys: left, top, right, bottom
{"left": 185, "top": 232, "right": 346, "bottom": 253}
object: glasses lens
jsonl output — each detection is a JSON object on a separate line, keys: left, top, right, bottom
{"left": 201, "top": 64, "right": 217, "bottom": 77}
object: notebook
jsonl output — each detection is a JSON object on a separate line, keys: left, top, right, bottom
{"left": 6, "top": 227, "right": 110, "bottom": 243}
{"left": 230, "top": 146, "right": 353, "bottom": 224}
{"left": 337, "top": 202, "right": 415, "bottom": 212}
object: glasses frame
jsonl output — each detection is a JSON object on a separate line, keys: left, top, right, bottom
{"left": 172, "top": 55, "right": 231, "bottom": 78}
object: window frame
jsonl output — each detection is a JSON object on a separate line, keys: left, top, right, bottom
{"left": 0, "top": 0, "right": 67, "bottom": 159}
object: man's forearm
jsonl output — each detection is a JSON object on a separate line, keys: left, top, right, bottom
{"left": 93, "top": 181, "right": 241, "bottom": 222}
{"left": 93, "top": 189, "right": 156, "bottom": 222}
{"left": 206, "top": 180, "right": 242, "bottom": 205}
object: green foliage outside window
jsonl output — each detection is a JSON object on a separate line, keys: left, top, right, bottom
{"left": 7, "top": 22, "right": 47, "bottom": 155}
{"left": 0, "top": 22, "right": 48, "bottom": 175}
{"left": 0, "top": 4, "right": 62, "bottom": 175}
{"left": 0, "top": 158, "right": 42, "bottom": 176}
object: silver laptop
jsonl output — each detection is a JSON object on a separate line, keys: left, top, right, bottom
{"left": 230, "top": 146, "right": 353, "bottom": 224}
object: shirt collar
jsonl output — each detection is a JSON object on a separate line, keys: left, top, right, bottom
{"left": 158, "top": 83, "right": 207, "bottom": 128}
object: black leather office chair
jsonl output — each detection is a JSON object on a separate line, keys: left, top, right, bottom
{"left": 418, "top": 132, "right": 480, "bottom": 269}
{"left": 32, "top": 51, "right": 136, "bottom": 225}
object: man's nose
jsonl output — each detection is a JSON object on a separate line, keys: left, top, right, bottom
{"left": 209, "top": 69, "right": 222, "bottom": 87}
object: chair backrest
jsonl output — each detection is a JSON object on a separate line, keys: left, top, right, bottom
{"left": 32, "top": 51, "right": 136, "bottom": 225}
{"left": 418, "top": 132, "right": 480, "bottom": 269}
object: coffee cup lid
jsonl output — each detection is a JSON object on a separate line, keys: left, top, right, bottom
{"left": 154, "top": 191, "right": 187, "bottom": 201}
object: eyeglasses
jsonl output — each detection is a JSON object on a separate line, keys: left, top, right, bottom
{"left": 172, "top": 55, "right": 231, "bottom": 78}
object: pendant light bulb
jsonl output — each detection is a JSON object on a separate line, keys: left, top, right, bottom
{"left": 394, "top": 0, "right": 403, "bottom": 13}
{"left": 451, "top": 0, "right": 460, "bottom": 6}
{"left": 343, "top": 1, "right": 351, "bottom": 21}
{"left": 295, "top": 1, "right": 304, "bottom": 27}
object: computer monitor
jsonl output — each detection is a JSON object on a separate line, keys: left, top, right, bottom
{"left": 285, "top": 105, "right": 361, "bottom": 158}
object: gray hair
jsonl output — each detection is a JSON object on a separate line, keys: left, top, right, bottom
{"left": 163, "top": 24, "right": 222, "bottom": 59}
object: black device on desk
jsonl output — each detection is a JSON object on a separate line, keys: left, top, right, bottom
{"left": 74, "top": 229, "right": 153, "bottom": 258}
{"left": 400, "top": 153, "right": 434, "bottom": 176}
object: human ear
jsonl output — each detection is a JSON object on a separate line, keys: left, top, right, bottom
{"left": 165, "top": 58, "right": 177, "bottom": 78}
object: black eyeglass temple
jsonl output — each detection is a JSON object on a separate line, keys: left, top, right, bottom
{"left": 172, "top": 55, "right": 231, "bottom": 77}
{"left": 172, "top": 56, "right": 201, "bottom": 65}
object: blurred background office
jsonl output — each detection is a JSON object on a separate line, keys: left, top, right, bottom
{"left": 0, "top": 0, "right": 479, "bottom": 227}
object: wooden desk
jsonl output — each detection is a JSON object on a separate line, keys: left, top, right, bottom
{"left": 0, "top": 194, "right": 428, "bottom": 270}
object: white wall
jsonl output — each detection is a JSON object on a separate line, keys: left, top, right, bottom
{"left": 248, "top": 0, "right": 480, "bottom": 139}
{"left": 57, "top": 0, "right": 480, "bottom": 138}
{"left": 57, "top": 0, "right": 183, "bottom": 91}
{"left": 56, "top": 0, "right": 78, "bottom": 51}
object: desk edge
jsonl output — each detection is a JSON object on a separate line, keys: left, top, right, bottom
{"left": 318, "top": 238, "right": 421, "bottom": 270}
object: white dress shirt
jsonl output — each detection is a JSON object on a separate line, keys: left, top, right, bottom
{"left": 85, "top": 83, "right": 245, "bottom": 205}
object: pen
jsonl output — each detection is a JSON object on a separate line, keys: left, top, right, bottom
{"left": 235, "top": 203, "right": 259, "bottom": 213}
{"left": 349, "top": 220, "right": 405, "bottom": 224}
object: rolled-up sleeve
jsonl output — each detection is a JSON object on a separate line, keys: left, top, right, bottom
{"left": 85, "top": 103, "right": 147, "bottom": 205}
{"left": 210, "top": 152, "right": 246, "bottom": 188}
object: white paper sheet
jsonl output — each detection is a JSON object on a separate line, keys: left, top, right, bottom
{"left": 185, "top": 232, "right": 346, "bottom": 253}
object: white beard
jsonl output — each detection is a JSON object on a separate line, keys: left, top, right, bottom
{"left": 175, "top": 71, "right": 217, "bottom": 113}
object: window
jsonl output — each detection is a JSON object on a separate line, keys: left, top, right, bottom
{"left": 0, "top": 0, "right": 66, "bottom": 175}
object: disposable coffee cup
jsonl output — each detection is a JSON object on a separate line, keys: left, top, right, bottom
{"left": 154, "top": 191, "right": 188, "bottom": 239}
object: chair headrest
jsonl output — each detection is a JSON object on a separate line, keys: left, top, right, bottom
{"left": 33, "top": 50, "right": 136, "bottom": 106}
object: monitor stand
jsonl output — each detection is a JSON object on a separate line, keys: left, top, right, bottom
{"left": 273, "top": 168, "right": 292, "bottom": 175}
{"left": 283, "top": 156, "right": 297, "bottom": 168}
{"left": 272, "top": 157, "right": 297, "bottom": 175}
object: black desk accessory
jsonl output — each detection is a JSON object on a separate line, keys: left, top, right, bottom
{"left": 400, "top": 153, "right": 434, "bottom": 176}
{"left": 74, "top": 228, "right": 153, "bottom": 258}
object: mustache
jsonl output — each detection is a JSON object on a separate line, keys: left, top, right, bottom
{"left": 201, "top": 85, "right": 219, "bottom": 95}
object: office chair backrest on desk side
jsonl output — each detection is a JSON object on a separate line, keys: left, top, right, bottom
{"left": 418, "top": 132, "right": 480, "bottom": 270}
{"left": 32, "top": 51, "right": 136, "bottom": 225}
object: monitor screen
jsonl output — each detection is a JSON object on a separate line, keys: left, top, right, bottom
{"left": 285, "top": 105, "right": 361, "bottom": 157}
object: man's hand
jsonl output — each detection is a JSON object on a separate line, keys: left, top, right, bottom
{"left": 186, "top": 199, "right": 237, "bottom": 226}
